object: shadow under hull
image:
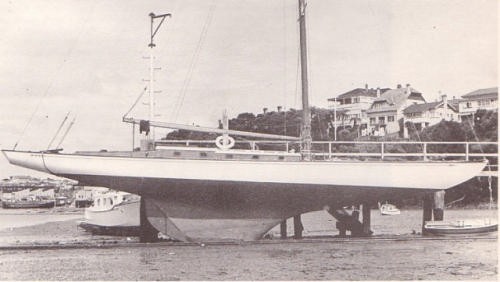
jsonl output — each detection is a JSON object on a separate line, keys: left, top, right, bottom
{"left": 69, "top": 174, "right": 429, "bottom": 242}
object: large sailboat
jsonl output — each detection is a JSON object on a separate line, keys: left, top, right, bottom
{"left": 2, "top": 1, "right": 486, "bottom": 242}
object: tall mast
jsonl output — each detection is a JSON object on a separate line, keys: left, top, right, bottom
{"left": 148, "top": 12, "right": 171, "bottom": 140}
{"left": 149, "top": 33, "right": 155, "bottom": 140}
{"left": 298, "top": 0, "right": 312, "bottom": 160}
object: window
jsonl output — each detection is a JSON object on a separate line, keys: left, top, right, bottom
{"left": 225, "top": 154, "right": 233, "bottom": 159}
{"left": 388, "top": 116, "right": 395, "bottom": 122}
{"left": 200, "top": 152, "right": 207, "bottom": 157}
{"left": 370, "top": 118, "right": 376, "bottom": 124}
{"left": 466, "top": 102, "right": 472, "bottom": 108}
{"left": 478, "top": 100, "right": 491, "bottom": 107}
{"left": 252, "top": 155, "right": 259, "bottom": 159}
{"left": 278, "top": 156, "right": 285, "bottom": 160}
{"left": 378, "top": 117, "right": 385, "bottom": 124}
{"left": 173, "top": 151, "right": 181, "bottom": 156}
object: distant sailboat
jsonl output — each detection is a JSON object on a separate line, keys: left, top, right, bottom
{"left": 2, "top": 0, "right": 487, "bottom": 242}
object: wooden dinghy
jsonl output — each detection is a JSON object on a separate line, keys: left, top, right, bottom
{"left": 424, "top": 219, "right": 497, "bottom": 235}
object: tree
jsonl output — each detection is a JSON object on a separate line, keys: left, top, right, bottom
{"left": 473, "top": 109, "right": 498, "bottom": 141}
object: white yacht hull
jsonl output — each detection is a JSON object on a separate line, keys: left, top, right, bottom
{"left": 2, "top": 150, "right": 485, "bottom": 190}
{"left": 2, "top": 150, "right": 487, "bottom": 242}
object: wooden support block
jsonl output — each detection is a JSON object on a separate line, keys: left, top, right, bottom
{"left": 280, "top": 220, "right": 287, "bottom": 239}
{"left": 433, "top": 190, "right": 445, "bottom": 221}
{"left": 352, "top": 205, "right": 360, "bottom": 221}
{"left": 422, "top": 193, "right": 433, "bottom": 235}
{"left": 361, "top": 203, "right": 371, "bottom": 235}
{"left": 293, "top": 215, "right": 303, "bottom": 239}
{"left": 336, "top": 221, "right": 347, "bottom": 237}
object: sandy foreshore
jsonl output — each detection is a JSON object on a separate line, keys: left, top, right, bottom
{"left": 0, "top": 214, "right": 497, "bottom": 280}
{"left": 0, "top": 231, "right": 497, "bottom": 280}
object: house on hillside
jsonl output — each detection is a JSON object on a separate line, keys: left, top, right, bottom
{"left": 458, "top": 87, "right": 498, "bottom": 121}
{"left": 366, "top": 84, "right": 426, "bottom": 136}
{"left": 327, "top": 84, "right": 390, "bottom": 136}
{"left": 402, "top": 95, "right": 459, "bottom": 137}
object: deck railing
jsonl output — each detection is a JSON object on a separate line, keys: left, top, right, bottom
{"left": 155, "top": 139, "right": 497, "bottom": 169}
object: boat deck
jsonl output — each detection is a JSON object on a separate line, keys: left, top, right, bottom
{"left": 76, "top": 146, "right": 302, "bottom": 161}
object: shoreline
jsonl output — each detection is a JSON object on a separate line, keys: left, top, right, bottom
{"left": 0, "top": 208, "right": 497, "bottom": 247}
{"left": 1, "top": 232, "right": 496, "bottom": 250}
{"left": 1, "top": 204, "right": 496, "bottom": 214}
{"left": 0, "top": 206, "right": 84, "bottom": 214}
{"left": 0, "top": 233, "right": 496, "bottom": 281}
{"left": 393, "top": 202, "right": 498, "bottom": 210}
{"left": 0, "top": 208, "right": 496, "bottom": 280}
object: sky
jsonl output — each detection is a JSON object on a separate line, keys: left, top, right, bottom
{"left": 0, "top": 0, "right": 497, "bottom": 178}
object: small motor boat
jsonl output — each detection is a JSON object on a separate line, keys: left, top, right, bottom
{"left": 378, "top": 202, "right": 401, "bottom": 216}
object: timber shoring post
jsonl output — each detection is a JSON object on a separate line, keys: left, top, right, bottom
{"left": 422, "top": 193, "right": 433, "bottom": 235}
{"left": 433, "top": 190, "right": 445, "bottom": 221}
{"left": 293, "top": 215, "right": 303, "bottom": 239}
{"left": 336, "top": 221, "right": 347, "bottom": 237}
{"left": 140, "top": 197, "right": 159, "bottom": 243}
{"left": 352, "top": 205, "right": 360, "bottom": 221}
{"left": 280, "top": 220, "right": 287, "bottom": 239}
{"left": 361, "top": 202, "right": 372, "bottom": 236}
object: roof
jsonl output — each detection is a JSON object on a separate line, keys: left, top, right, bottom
{"left": 447, "top": 98, "right": 462, "bottom": 107}
{"left": 367, "top": 87, "right": 425, "bottom": 113}
{"left": 403, "top": 102, "right": 440, "bottom": 114}
{"left": 329, "top": 88, "right": 390, "bottom": 100}
{"left": 403, "top": 101, "right": 458, "bottom": 114}
{"left": 374, "top": 87, "right": 422, "bottom": 103}
{"left": 462, "top": 87, "right": 498, "bottom": 98}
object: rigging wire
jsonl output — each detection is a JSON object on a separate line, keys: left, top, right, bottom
{"left": 55, "top": 115, "right": 77, "bottom": 149}
{"left": 294, "top": 17, "right": 301, "bottom": 111}
{"left": 123, "top": 86, "right": 148, "bottom": 119}
{"left": 12, "top": 2, "right": 96, "bottom": 150}
{"left": 292, "top": 1, "right": 303, "bottom": 144}
{"left": 410, "top": 122, "right": 422, "bottom": 142}
{"left": 465, "top": 117, "right": 494, "bottom": 210}
{"left": 121, "top": 86, "right": 147, "bottom": 150}
{"left": 172, "top": 1, "right": 216, "bottom": 122}
{"left": 465, "top": 117, "right": 487, "bottom": 159}
{"left": 46, "top": 112, "right": 71, "bottom": 150}
{"left": 283, "top": 0, "right": 288, "bottom": 136}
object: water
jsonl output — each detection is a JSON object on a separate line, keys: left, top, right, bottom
{"left": 0, "top": 207, "right": 83, "bottom": 230}
{"left": 270, "top": 208, "right": 498, "bottom": 237}
{"left": 0, "top": 206, "right": 496, "bottom": 240}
